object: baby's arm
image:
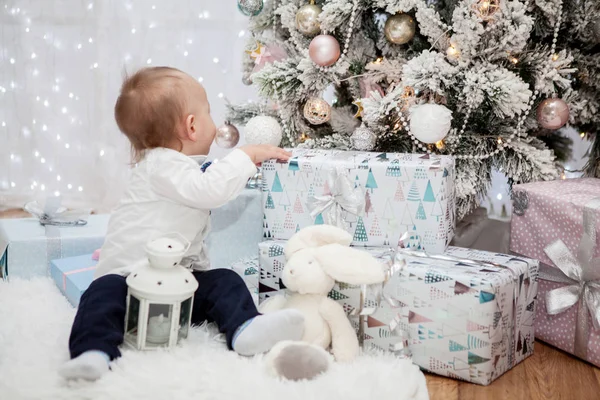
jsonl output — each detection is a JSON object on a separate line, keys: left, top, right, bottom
{"left": 151, "top": 146, "right": 290, "bottom": 210}
{"left": 151, "top": 149, "right": 257, "bottom": 209}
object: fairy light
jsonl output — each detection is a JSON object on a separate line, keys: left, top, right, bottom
{"left": 510, "top": 57, "right": 518, "bottom": 64}
{"left": 580, "top": 132, "right": 586, "bottom": 138}
{"left": 552, "top": 53, "right": 559, "bottom": 61}
{"left": 2, "top": 1, "right": 248, "bottom": 203}
{"left": 435, "top": 140, "right": 445, "bottom": 150}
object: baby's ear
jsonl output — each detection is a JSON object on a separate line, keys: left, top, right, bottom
{"left": 185, "top": 114, "right": 196, "bottom": 139}
{"left": 314, "top": 244, "right": 385, "bottom": 285}
{"left": 285, "top": 225, "right": 352, "bottom": 259}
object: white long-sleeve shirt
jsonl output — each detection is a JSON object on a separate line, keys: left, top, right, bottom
{"left": 94, "top": 147, "right": 257, "bottom": 278}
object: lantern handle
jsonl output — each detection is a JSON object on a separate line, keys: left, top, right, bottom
{"left": 145, "top": 232, "right": 191, "bottom": 256}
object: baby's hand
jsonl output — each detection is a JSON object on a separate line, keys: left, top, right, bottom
{"left": 240, "top": 144, "right": 292, "bottom": 164}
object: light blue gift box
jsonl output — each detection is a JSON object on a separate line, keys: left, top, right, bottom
{"left": 0, "top": 215, "right": 109, "bottom": 279}
{"left": 46, "top": 188, "right": 264, "bottom": 306}
{"left": 206, "top": 188, "right": 264, "bottom": 269}
{"left": 50, "top": 254, "right": 97, "bottom": 307}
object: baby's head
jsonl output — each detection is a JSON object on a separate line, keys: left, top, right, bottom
{"left": 115, "top": 67, "right": 216, "bottom": 162}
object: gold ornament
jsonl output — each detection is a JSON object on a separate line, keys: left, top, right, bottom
{"left": 473, "top": 0, "right": 500, "bottom": 21}
{"left": 296, "top": 1, "right": 322, "bottom": 36}
{"left": 299, "top": 132, "right": 310, "bottom": 143}
{"left": 352, "top": 99, "right": 364, "bottom": 118}
{"left": 303, "top": 97, "right": 331, "bottom": 125}
{"left": 245, "top": 41, "right": 266, "bottom": 61}
{"left": 384, "top": 13, "right": 416, "bottom": 45}
{"left": 399, "top": 86, "right": 416, "bottom": 111}
{"left": 435, "top": 140, "right": 445, "bottom": 150}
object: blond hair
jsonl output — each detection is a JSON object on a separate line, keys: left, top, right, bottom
{"left": 114, "top": 67, "right": 188, "bottom": 163}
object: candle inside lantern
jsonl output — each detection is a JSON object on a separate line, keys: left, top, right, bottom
{"left": 146, "top": 313, "right": 171, "bottom": 344}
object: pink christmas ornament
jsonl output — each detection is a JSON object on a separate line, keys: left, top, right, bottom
{"left": 537, "top": 98, "right": 570, "bottom": 130}
{"left": 309, "top": 35, "right": 340, "bottom": 67}
{"left": 252, "top": 44, "right": 287, "bottom": 74}
{"left": 359, "top": 77, "right": 385, "bottom": 99}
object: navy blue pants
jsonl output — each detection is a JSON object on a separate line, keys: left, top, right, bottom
{"left": 68, "top": 269, "right": 260, "bottom": 360}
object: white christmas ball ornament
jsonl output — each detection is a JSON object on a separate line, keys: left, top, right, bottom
{"left": 245, "top": 116, "right": 283, "bottom": 146}
{"left": 409, "top": 104, "right": 452, "bottom": 144}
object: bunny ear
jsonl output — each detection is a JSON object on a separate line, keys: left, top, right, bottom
{"left": 314, "top": 244, "right": 385, "bottom": 285}
{"left": 285, "top": 225, "right": 353, "bottom": 259}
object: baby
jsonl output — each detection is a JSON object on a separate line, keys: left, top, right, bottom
{"left": 59, "top": 67, "right": 304, "bottom": 381}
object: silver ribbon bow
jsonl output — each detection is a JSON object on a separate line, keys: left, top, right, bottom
{"left": 306, "top": 168, "right": 364, "bottom": 230}
{"left": 24, "top": 197, "right": 89, "bottom": 227}
{"left": 24, "top": 197, "right": 90, "bottom": 271}
{"left": 541, "top": 197, "right": 600, "bottom": 359}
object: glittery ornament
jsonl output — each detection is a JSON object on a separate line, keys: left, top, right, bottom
{"left": 384, "top": 13, "right": 416, "bottom": 45}
{"left": 592, "top": 18, "right": 600, "bottom": 43}
{"left": 351, "top": 125, "right": 377, "bottom": 151}
{"left": 409, "top": 104, "right": 452, "bottom": 144}
{"left": 215, "top": 122, "right": 240, "bottom": 149}
{"left": 237, "top": 0, "right": 263, "bottom": 16}
{"left": 303, "top": 97, "right": 331, "bottom": 125}
{"left": 537, "top": 98, "right": 570, "bottom": 130}
{"left": 245, "top": 116, "right": 283, "bottom": 146}
{"left": 309, "top": 35, "right": 341, "bottom": 67}
{"left": 296, "top": 2, "right": 322, "bottom": 36}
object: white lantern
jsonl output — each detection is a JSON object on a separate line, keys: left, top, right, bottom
{"left": 124, "top": 233, "right": 199, "bottom": 350}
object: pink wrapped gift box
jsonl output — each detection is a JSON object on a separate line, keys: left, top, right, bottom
{"left": 510, "top": 178, "right": 600, "bottom": 366}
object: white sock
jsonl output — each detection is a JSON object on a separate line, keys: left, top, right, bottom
{"left": 232, "top": 310, "right": 305, "bottom": 356}
{"left": 59, "top": 350, "right": 110, "bottom": 381}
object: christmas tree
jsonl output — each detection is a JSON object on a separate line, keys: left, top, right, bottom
{"left": 293, "top": 194, "right": 304, "bottom": 213}
{"left": 386, "top": 159, "right": 402, "bottom": 177}
{"left": 228, "top": 0, "right": 600, "bottom": 220}
{"left": 265, "top": 191, "right": 275, "bottom": 209}
{"left": 353, "top": 216, "right": 368, "bottom": 243}
{"left": 271, "top": 171, "right": 283, "bottom": 193}
{"left": 365, "top": 168, "right": 378, "bottom": 192}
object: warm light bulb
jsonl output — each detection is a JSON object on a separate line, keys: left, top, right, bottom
{"left": 497, "top": 137, "right": 503, "bottom": 144}
{"left": 580, "top": 132, "right": 586, "bottom": 138}
{"left": 446, "top": 45, "right": 460, "bottom": 60}
{"left": 552, "top": 54, "right": 559, "bottom": 61}
{"left": 510, "top": 57, "right": 518, "bottom": 64}
{"left": 435, "top": 140, "right": 445, "bottom": 150}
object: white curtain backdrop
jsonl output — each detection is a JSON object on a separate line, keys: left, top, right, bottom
{"left": 0, "top": 0, "right": 591, "bottom": 216}
{"left": 0, "top": 0, "right": 256, "bottom": 212}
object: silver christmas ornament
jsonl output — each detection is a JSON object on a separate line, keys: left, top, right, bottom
{"left": 215, "top": 122, "right": 240, "bottom": 149}
{"left": 237, "top": 0, "right": 263, "bottom": 17}
{"left": 351, "top": 125, "right": 377, "bottom": 151}
{"left": 303, "top": 97, "right": 331, "bottom": 125}
{"left": 384, "top": 13, "right": 416, "bottom": 45}
{"left": 245, "top": 116, "right": 283, "bottom": 146}
{"left": 242, "top": 74, "right": 253, "bottom": 86}
{"left": 537, "top": 98, "right": 570, "bottom": 130}
{"left": 296, "top": 3, "right": 322, "bottom": 36}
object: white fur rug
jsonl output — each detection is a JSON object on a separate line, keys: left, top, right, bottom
{"left": 0, "top": 278, "right": 429, "bottom": 400}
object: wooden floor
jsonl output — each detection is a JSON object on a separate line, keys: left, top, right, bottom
{"left": 2, "top": 208, "right": 599, "bottom": 399}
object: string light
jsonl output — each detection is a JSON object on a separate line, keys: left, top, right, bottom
{"left": 3, "top": 1, "right": 248, "bottom": 202}
{"left": 580, "top": 132, "right": 586, "bottom": 138}
{"left": 552, "top": 53, "right": 559, "bottom": 61}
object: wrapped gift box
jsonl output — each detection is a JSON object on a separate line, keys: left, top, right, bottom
{"left": 0, "top": 215, "right": 109, "bottom": 279}
{"left": 206, "top": 187, "right": 263, "bottom": 269}
{"left": 510, "top": 178, "right": 600, "bottom": 366}
{"left": 229, "top": 257, "right": 260, "bottom": 305}
{"left": 259, "top": 241, "right": 538, "bottom": 385}
{"left": 261, "top": 149, "right": 455, "bottom": 254}
{"left": 50, "top": 253, "right": 97, "bottom": 307}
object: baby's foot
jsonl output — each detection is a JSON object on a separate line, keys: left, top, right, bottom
{"left": 59, "top": 350, "right": 110, "bottom": 381}
{"left": 232, "top": 310, "right": 304, "bottom": 356}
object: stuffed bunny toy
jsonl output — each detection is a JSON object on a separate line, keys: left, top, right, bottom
{"left": 259, "top": 224, "right": 386, "bottom": 380}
